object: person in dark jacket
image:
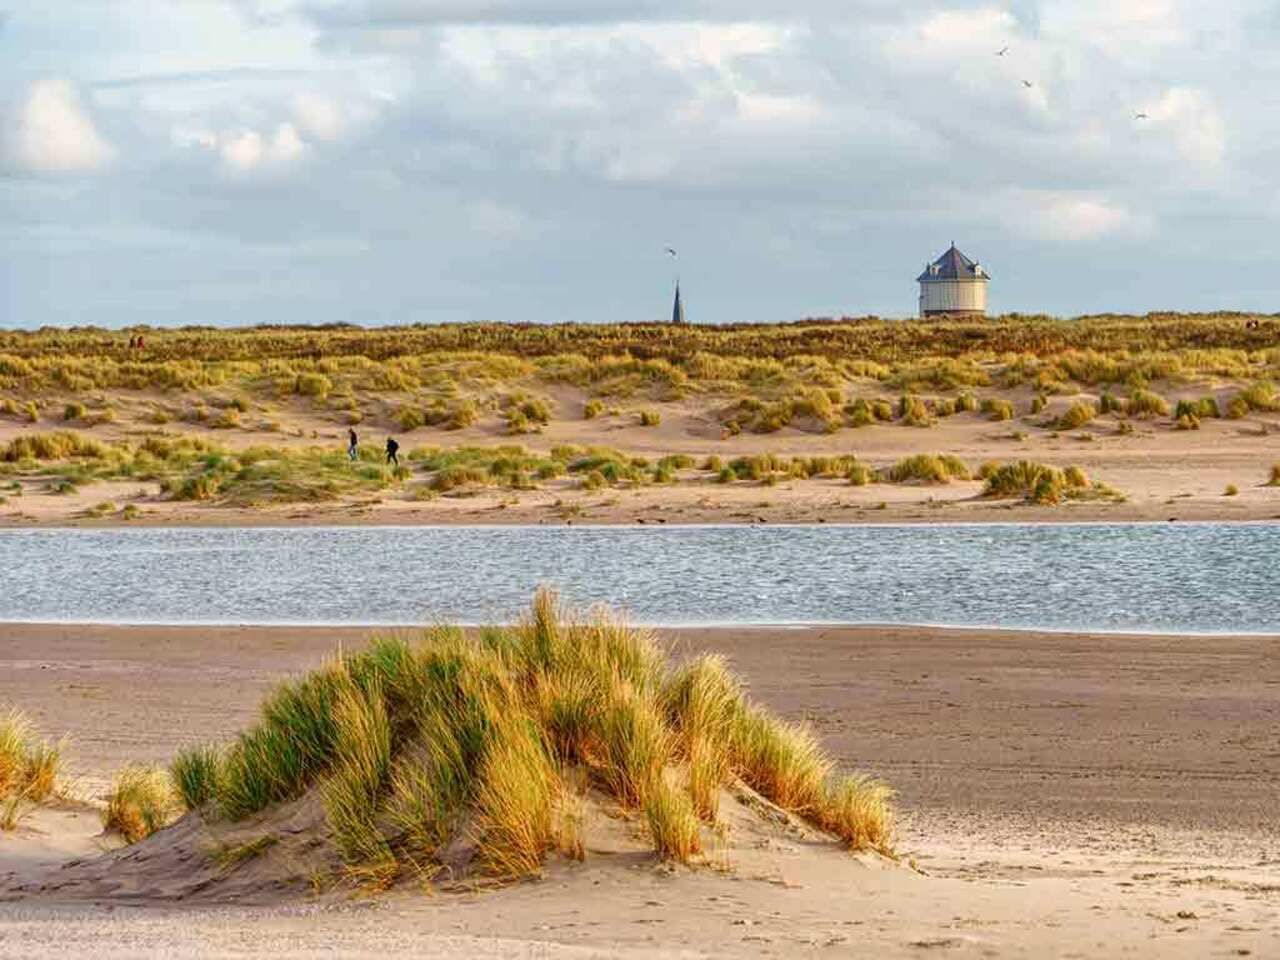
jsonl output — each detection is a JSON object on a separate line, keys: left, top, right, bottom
{"left": 385, "top": 436, "right": 400, "bottom": 466}
{"left": 348, "top": 428, "right": 359, "bottom": 461}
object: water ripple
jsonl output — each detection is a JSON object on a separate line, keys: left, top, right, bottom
{"left": 1, "top": 524, "right": 1277, "bottom": 633}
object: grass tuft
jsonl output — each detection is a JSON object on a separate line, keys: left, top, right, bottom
{"left": 0, "top": 709, "right": 64, "bottom": 821}
{"left": 645, "top": 776, "right": 703, "bottom": 863}
{"left": 171, "top": 743, "right": 221, "bottom": 811}
{"left": 102, "top": 766, "right": 177, "bottom": 843}
{"left": 818, "top": 774, "right": 895, "bottom": 855}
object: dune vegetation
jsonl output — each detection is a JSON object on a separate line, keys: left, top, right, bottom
{"left": 0, "top": 709, "right": 65, "bottom": 830}
{"left": 0, "top": 429, "right": 1149, "bottom": 511}
{"left": 979, "top": 460, "right": 1123, "bottom": 505}
{"left": 139, "top": 592, "right": 895, "bottom": 889}
{"left": 5, "top": 316, "right": 1279, "bottom": 518}
{"left": 0, "top": 316, "right": 1278, "bottom": 443}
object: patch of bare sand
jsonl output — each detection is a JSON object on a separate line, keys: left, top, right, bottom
{"left": 0, "top": 623, "right": 1276, "bottom": 956}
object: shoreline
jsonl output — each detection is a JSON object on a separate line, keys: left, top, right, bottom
{"left": 5, "top": 515, "right": 1280, "bottom": 530}
{"left": 2, "top": 617, "right": 1280, "bottom": 639}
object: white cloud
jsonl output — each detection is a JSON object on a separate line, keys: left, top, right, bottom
{"left": 294, "top": 92, "right": 345, "bottom": 141}
{"left": 214, "top": 122, "right": 308, "bottom": 171}
{"left": 904, "top": 6, "right": 1018, "bottom": 62}
{"left": 1006, "top": 191, "right": 1154, "bottom": 242}
{"left": 10, "top": 79, "right": 114, "bottom": 174}
{"left": 1143, "top": 87, "right": 1226, "bottom": 170}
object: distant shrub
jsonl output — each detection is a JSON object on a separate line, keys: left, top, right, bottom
{"left": 397, "top": 407, "right": 425, "bottom": 431}
{"left": 1224, "top": 483, "right": 1239, "bottom": 496}
{"left": 0, "top": 431, "right": 109, "bottom": 462}
{"left": 1238, "top": 381, "right": 1277, "bottom": 412}
{"left": 1056, "top": 402, "right": 1096, "bottom": 430}
{"left": 1269, "top": 464, "right": 1280, "bottom": 487}
{"left": 983, "top": 460, "right": 1068, "bottom": 504}
{"left": 1127, "top": 389, "right": 1169, "bottom": 417}
{"left": 209, "top": 409, "right": 240, "bottom": 430}
{"left": 846, "top": 462, "right": 874, "bottom": 486}
{"left": 1099, "top": 391, "right": 1125, "bottom": 415}
{"left": 581, "top": 469, "right": 607, "bottom": 491}
{"left": 955, "top": 393, "right": 979, "bottom": 413}
{"left": 898, "top": 395, "right": 932, "bottom": 427}
{"left": 888, "top": 453, "right": 968, "bottom": 484}
{"left": 583, "top": 399, "right": 604, "bottom": 420}
{"left": 1226, "top": 396, "right": 1250, "bottom": 419}
{"left": 295, "top": 373, "right": 332, "bottom": 401}
{"left": 982, "top": 398, "right": 1014, "bottom": 421}
{"left": 430, "top": 465, "right": 490, "bottom": 492}
{"left": 638, "top": 409, "right": 661, "bottom": 427}
{"left": 62, "top": 402, "right": 86, "bottom": 422}
{"left": 1174, "top": 397, "right": 1219, "bottom": 420}
{"left": 1030, "top": 395, "right": 1047, "bottom": 415}
{"left": 1175, "top": 413, "right": 1200, "bottom": 430}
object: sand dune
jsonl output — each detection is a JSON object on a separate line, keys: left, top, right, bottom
{"left": 0, "top": 622, "right": 1276, "bottom": 956}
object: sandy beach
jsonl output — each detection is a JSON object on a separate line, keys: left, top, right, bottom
{"left": 1, "top": 621, "right": 1276, "bottom": 956}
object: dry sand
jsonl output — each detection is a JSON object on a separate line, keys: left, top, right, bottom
{"left": 0, "top": 621, "right": 1277, "bottom": 956}
{"left": 3, "top": 390, "right": 1280, "bottom": 527}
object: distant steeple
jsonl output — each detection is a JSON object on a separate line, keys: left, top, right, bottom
{"left": 672, "top": 282, "right": 685, "bottom": 324}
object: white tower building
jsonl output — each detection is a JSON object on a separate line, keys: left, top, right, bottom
{"left": 917, "top": 244, "right": 989, "bottom": 317}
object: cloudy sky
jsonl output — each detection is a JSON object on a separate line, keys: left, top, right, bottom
{"left": 1, "top": 1, "right": 1276, "bottom": 327}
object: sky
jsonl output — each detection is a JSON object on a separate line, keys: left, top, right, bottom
{"left": 1, "top": 1, "right": 1277, "bottom": 328}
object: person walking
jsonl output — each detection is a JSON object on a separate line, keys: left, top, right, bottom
{"left": 348, "top": 428, "right": 359, "bottom": 461}
{"left": 385, "top": 436, "right": 400, "bottom": 467}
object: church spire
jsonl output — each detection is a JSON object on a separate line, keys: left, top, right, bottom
{"left": 671, "top": 282, "right": 685, "bottom": 324}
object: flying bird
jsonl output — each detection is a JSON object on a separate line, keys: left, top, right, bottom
{"left": 996, "top": 46, "right": 1009, "bottom": 56}
{"left": 1134, "top": 111, "right": 1149, "bottom": 120}
{"left": 664, "top": 247, "right": 677, "bottom": 257}
{"left": 1021, "top": 80, "right": 1034, "bottom": 88}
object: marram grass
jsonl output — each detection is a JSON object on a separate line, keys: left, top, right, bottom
{"left": 0, "top": 709, "right": 65, "bottom": 828}
{"left": 102, "top": 766, "right": 178, "bottom": 843}
{"left": 137, "top": 591, "right": 895, "bottom": 881}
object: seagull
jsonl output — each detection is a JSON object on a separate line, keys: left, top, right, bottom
{"left": 1134, "top": 111, "right": 1149, "bottom": 120}
{"left": 996, "top": 46, "right": 1009, "bottom": 56}
{"left": 1021, "top": 79, "right": 1034, "bottom": 88}
{"left": 664, "top": 247, "right": 677, "bottom": 257}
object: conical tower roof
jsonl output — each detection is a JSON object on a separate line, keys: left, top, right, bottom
{"left": 672, "top": 283, "right": 685, "bottom": 324}
{"left": 917, "top": 243, "right": 989, "bottom": 282}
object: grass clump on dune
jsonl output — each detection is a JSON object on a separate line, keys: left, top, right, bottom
{"left": 982, "top": 460, "right": 1119, "bottom": 506}
{"left": 0, "top": 709, "right": 64, "bottom": 828}
{"left": 157, "top": 591, "right": 893, "bottom": 884}
{"left": 1056, "top": 401, "right": 1096, "bottom": 430}
{"left": 103, "top": 766, "right": 178, "bottom": 843}
{"left": 1127, "top": 388, "right": 1169, "bottom": 418}
{"left": 981, "top": 397, "right": 1014, "bottom": 421}
{"left": 887, "top": 453, "right": 970, "bottom": 484}
{"left": 172, "top": 743, "right": 222, "bottom": 811}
